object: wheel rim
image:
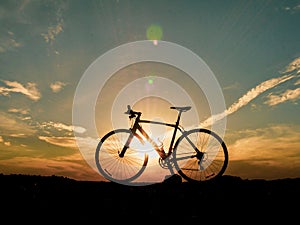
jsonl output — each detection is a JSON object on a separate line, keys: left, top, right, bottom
{"left": 173, "top": 128, "right": 228, "bottom": 182}
{"left": 95, "top": 129, "right": 148, "bottom": 184}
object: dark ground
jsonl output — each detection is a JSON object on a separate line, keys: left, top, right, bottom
{"left": 0, "top": 173, "right": 299, "bottom": 224}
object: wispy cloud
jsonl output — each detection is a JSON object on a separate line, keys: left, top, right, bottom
{"left": 282, "top": 57, "right": 300, "bottom": 74}
{"left": 39, "top": 136, "right": 77, "bottom": 149}
{"left": 226, "top": 124, "right": 300, "bottom": 179}
{"left": 200, "top": 57, "right": 300, "bottom": 127}
{"left": 283, "top": 4, "right": 300, "bottom": 13}
{"left": 41, "top": 20, "right": 63, "bottom": 44}
{"left": 38, "top": 121, "right": 89, "bottom": 149}
{"left": 223, "top": 82, "right": 241, "bottom": 91}
{"left": 50, "top": 81, "right": 67, "bottom": 93}
{"left": 7, "top": 108, "right": 31, "bottom": 122}
{"left": 38, "top": 136, "right": 97, "bottom": 151}
{"left": 8, "top": 108, "right": 30, "bottom": 115}
{"left": 200, "top": 74, "right": 295, "bottom": 127}
{"left": 228, "top": 124, "right": 300, "bottom": 164}
{"left": 0, "top": 136, "right": 10, "bottom": 146}
{"left": 0, "top": 80, "right": 41, "bottom": 101}
{"left": 4, "top": 141, "right": 11, "bottom": 146}
{"left": 226, "top": 75, "right": 294, "bottom": 114}
{"left": 0, "top": 31, "right": 22, "bottom": 53}
{"left": 41, "top": 121, "right": 86, "bottom": 134}
{"left": 265, "top": 88, "right": 300, "bottom": 106}
{"left": 0, "top": 136, "right": 11, "bottom": 147}
{"left": 0, "top": 111, "right": 36, "bottom": 137}
{"left": 40, "top": 2, "right": 67, "bottom": 46}
{"left": 263, "top": 57, "right": 300, "bottom": 106}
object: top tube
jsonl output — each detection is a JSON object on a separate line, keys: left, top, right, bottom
{"left": 139, "top": 119, "right": 184, "bottom": 133}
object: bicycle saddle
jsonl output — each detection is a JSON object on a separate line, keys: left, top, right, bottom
{"left": 170, "top": 106, "right": 191, "bottom": 112}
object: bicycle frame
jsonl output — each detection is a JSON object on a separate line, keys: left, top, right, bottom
{"left": 96, "top": 105, "right": 228, "bottom": 183}
{"left": 119, "top": 110, "right": 201, "bottom": 160}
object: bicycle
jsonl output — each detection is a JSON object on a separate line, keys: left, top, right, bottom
{"left": 95, "top": 105, "right": 228, "bottom": 184}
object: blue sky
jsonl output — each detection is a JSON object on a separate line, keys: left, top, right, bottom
{"left": 0, "top": 0, "right": 300, "bottom": 182}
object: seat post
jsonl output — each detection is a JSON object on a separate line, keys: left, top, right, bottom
{"left": 168, "top": 111, "right": 182, "bottom": 152}
{"left": 175, "top": 111, "right": 182, "bottom": 126}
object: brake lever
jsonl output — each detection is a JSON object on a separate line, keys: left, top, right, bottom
{"left": 124, "top": 105, "right": 131, "bottom": 114}
{"left": 129, "top": 114, "right": 136, "bottom": 119}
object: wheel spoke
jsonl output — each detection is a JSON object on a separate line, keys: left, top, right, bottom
{"left": 95, "top": 129, "right": 148, "bottom": 184}
{"left": 173, "top": 128, "right": 228, "bottom": 182}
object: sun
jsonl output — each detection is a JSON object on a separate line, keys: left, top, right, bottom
{"left": 132, "top": 96, "right": 178, "bottom": 150}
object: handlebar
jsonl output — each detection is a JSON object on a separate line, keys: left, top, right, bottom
{"left": 124, "top": 105, "right": 141, "bottom": 119}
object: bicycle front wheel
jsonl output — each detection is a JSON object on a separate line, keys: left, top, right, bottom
{"left": 95, "top": 129, "right": 148, "bottom": 184}
{"left": 173, "top": 128, "right": 228, "bottom": 182}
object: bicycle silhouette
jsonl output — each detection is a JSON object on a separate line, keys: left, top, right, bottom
{"left": 95, "top": 105, "right": 228, "bottom": 184}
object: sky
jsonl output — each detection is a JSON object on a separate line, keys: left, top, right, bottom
{"left": 0, "top": 0, "right": 300, "bottom": 183}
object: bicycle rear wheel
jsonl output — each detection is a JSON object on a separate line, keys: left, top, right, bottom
{"left": 95, "top": 129, "right": 148, "bottom": 184}
{"left": 173, "top": 128, "right": 228, "bottom": 182}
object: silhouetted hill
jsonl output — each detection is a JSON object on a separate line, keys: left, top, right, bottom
{"left": 0, "top": 174, "right": 299, "bottom": 224}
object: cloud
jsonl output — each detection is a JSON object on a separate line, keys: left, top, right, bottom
{"left": 8, "top": 108, "right": 30, "bottom": 115}
{"left": 228, "top": 124, "right": 300, "bottom": 167}
{"left": 282, "top": 57, "right": 300, "bottom": 74}
{"left": 200, "top": 57, "right": 300, "bottom": 127}
{"left": 223, "top": 82, "right": 240, "bottom": 91}
{"left": 4, "top": 141, "right": 11, "bottom": 146}
{"left": 0, "top": 111, "right": 36, "bottom": 136}
{"left": 41, "top": 121, "right": 86, "bottom": 134}
{"left": 200, "top": 74, "right": 295, "bottom": 127}
{"left": 8, "top": 108, "right": 31, "bottom": 123}
{"left": 41, "top": 20, "right": 63, "bottom": 44}
{"left": 0, "top": 80, "right": 41, "bottom": 101}
{"left": 0, "top": 31, "right": 22, "bottom": 53}
{"left": 226, "top": 75, "right": 295, "bottom": 114}
{"left": 39, "top": 136, "right": 77, "bottom": 149}
{"left": 283, "top": 4, "right": 300, "bottom": 13}
{"left": 40, "top": 1, "right": 67, "bottom": 45}
{"left": 50, "top": 81, "right": 67, "bottom": 93}
{"left": 265, "top": 87, "right": 300, "bottom": 106}
{"left": 38, "top": 135, "right": 97, "bottom": 151}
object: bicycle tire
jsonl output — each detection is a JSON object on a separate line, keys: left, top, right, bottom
{"left": 173, "top": 128, "right": 228, "bottom": 182}
{"left": 95, "top": 129, "right": 148, "bottom": 184}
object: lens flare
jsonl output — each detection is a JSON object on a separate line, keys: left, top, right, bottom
{"left": 147, "top": 75, "right": 155, "bottom": 85}
{"left": 146, "top": 24, "right": 163, "bottom": 45}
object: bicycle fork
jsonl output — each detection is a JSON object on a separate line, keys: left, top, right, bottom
{"left": 118, "top": 129, "right": 135, "bottom": 158}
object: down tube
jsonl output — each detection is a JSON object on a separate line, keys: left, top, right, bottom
{"left": 139, "top": 120, "right": 183, "bottom": 154}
